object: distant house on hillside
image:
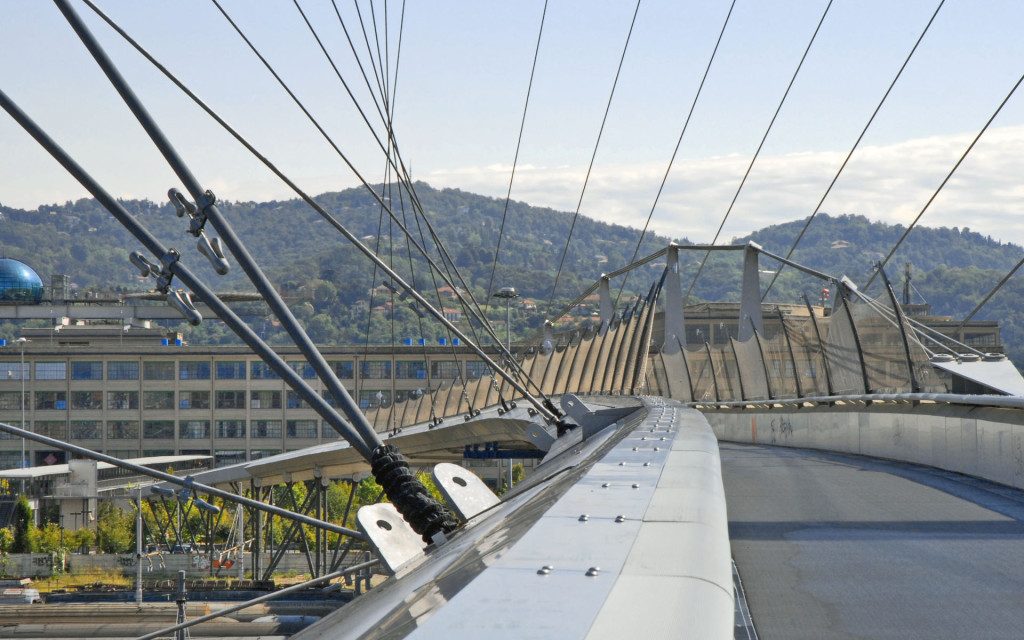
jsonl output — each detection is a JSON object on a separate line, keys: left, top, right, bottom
{"left": 830, "top": 240, "right": 850, "bottom": 249}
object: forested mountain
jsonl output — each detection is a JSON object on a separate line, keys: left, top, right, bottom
{"left": 1, "top": 183, "right": 1022, "bottom": 361}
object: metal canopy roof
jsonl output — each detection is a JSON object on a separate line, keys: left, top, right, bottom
{"left": 0, "top": 454, "right": 211, "bottom": 479}
{"left": 930, "top": 357, "right": 1024, "bottom": 396}
{"left": 146, "top": 405, "right": 541, "bottom": 494}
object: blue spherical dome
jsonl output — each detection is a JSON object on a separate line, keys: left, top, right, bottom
{"left": 0, "top": 259, "right": 44, "bottom": 304}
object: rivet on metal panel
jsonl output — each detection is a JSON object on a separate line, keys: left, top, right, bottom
{"left": 631, "top": 483, "right": 640, "bottom": 489}
{"left": 632, "top": 447, "right": 639, "bottom": 452}
{"left": 619, "top": 462, "right": 626, "bottom": 466}
{"left": 643, "top": 462, "right": 652, "bottom": 467}
{"left": 537, "top": 566, "right": 552, "bottom": 575}
{"left": 654, "top": 447, "right": 660, "bottom": 452}
{"left": 641, "top": 436, "right": 647, "bottom": 441}
{"left": 615, "top": 515, "right": 626, "bottom": 523}
{"left": 585, "top": 567, "right": 600, "bottom": 577}
{"left": 601, "top": 482, "right": 611, "bottom": 488}
{"left": 578, "top": 514, "right": 589, "bottom": 522}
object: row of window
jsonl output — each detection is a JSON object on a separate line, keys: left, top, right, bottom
{"left": 7, "top": 389, "right": 430, "bottom": 411}
{"left": 2, "top": 359, "right": 491, "bottom": 381}
{"left": 0, "top": 419, "right": 332, "bottom": 441}
{"left": 2, "top": 388, "right": 407, "bottom": 411}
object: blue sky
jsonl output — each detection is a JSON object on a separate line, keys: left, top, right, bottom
{"left": 3, "top": 0, "right": 1024, "bottom": 248}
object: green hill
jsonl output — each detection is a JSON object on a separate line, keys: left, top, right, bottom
{"left": 1, "top": 184, "right": 1022, "bottom": 361}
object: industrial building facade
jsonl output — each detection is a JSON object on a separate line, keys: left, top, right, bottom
{"left": 0, "top": 325, "right": 497, "bottom": 470}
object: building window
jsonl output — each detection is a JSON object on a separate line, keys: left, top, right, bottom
{"left": 250, "top": 449, "right": 281, "bottom": 460}
{"left": 71, "top": 391, "right": 103, "bottom": 410}
{"left": 215, "top": 391, "right": 246, "bottom": 410}
{"left": 215, "top": 450, "right": 246, "bottom": 467}
{"left": 215, "top": 361, "right": 247, "bottom": 380}
{"left": 250, "top": 390, "right": 281, "bottom": 409}
{"left": 286, "top": 391, "right": 308, "bottom": 409}
{"left": 322, "top": 423, "right": 339, "bottom": 439}
{"left": 107, "top": 391, "right": 139, "bottom": 410}
{"left": 35, "top": 391, "right": 66, "bottom": 410}
{"left": 215, "top": 420, "right": 246, "bottom": 439}
{"left": 70, "top": 421, "right": 102, "bottom": 439}
{"left": 143, "top": 420, "right": 175, "bottom": 439}
{"left": 106, "top": 450, "right": 139, "bottom": 460}
{"left": 360, "top": 361, "right": 392, "bottom": 379}
{"left": 395, "top": 361, "right": 427, "bottom": 379}
{"left": 251, "top": 420, "right": 282, "bottom": 438}
{"left": 107, "top": 420, "right": 139, "bottom": 439}
{"left": 179, "top": 361, "right": 211, "bottom": 380}
{"left": 430, "top": 361, "right": 460, "bottom": 379}
{"left": 465, "top": 361, "right": 491, "bottom": 379}
{"left": 0, "top": 391, "right": 26, "bottom": 410}
{"left": 359, "top": 390, "right": 391, "bottom": 409}
{"left": 395, "top": 389, "right": 423, "bottom": 404}
{"left": 250, "top": 361, "right": 281, "bottom": 380}
{"left": 179, "top": 391, "right": 210, "bottom": 410}
{"left": 286, "top": 419, "right": 318, "bottom": 438}
{"left": 288, "top": 361, "right": 317, "bottom": 379}
{"left": 143, "top": 449, "right": 174, "bottom": 457}
{"left": 179, "top": 420, "right": 210, "bottom": 439}
{"left": 321, "top": 390, "right": 339, "bottom": 408}
{"left": 35, "top": 362, "right": 67, "bottom": 380}
{"left": 71, "top": 361, "right": 103, "bottom": 380}
{"left": 143, "top": 361, "right": 175, "bottom": 380}
{"left": 108, "top": 361, "right": 139, "bottom": 380}
{"left": 330, "top": 361, "right": 354, "bottom": 379}
{"left": 35, "top": 421, "right": 66, "bottom": 439}
{"left": 2, "top": 363, "right": 28, "bottom": 381}
{"left": 143, "top": 391, "right": 175, "bottom": 411}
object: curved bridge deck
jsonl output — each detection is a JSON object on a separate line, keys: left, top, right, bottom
{"left": 722, "top": 442, "right": 1024, "bottom": 639}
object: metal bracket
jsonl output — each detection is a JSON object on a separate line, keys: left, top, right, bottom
{"left": 525, "top": 423, "right": 556, "bottom": 452}
{"left": 356, "top": 503, "right": 426, "bottom": 574}
{"left": 432, "top": 463, "right": 499, "bottom": 521}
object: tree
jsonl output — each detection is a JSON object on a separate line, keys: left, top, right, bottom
{"left": 0, "top": 528, "right": 13, "bottom": 554}
{"left": 32, "top": 523, "right": 62, "bottom": 554}
{"left": 96, "top": 502, "right": 132, "bottom": 553}
{"left": 67, "top": 528, "right": 96, "bottom": 554}
{"left": 12, "top": 496, "right": 33, "bottom": 553}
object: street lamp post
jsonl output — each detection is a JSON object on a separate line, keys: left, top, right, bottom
{"left": 492, "top": 287, "right": 520, "bottom": 352}
{"left": 16, "top": 338, "right": 29, "bottom": 489}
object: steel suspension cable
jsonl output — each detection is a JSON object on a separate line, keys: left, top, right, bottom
{"left": 614, "top": 0, "right": 736, "bottom": 310}
{"left": 83, "top": 0, "right": 554, "bottom": 419}
{"left": 952, "top": 254, "right": 1024, "bottom": 336}
{"left": 546, "top": 0, "right": 642, "bottom": 315}
{"left": 222, "top": 0, "right": 519, "bottom": 363}
{"left": 218, "top": 0, "right": 484, "bottom": 326}
{"left": 486, "top": 0, "right": 549, "bottom": 312}
{"left": 863, "top": 70, "right": 1024, "bottom": 292}
{"left": 761, "top": 0, "right": 946, "bottom": 301}
{"left": 297, "top": 0, "right": 517, "bottom": 362}
{"left": 684, "top": 0, "right": 834, "bottom": 302}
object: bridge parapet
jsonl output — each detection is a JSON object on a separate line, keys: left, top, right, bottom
{"left": 703, "top": 400, "right": 1024, "bottom": 491}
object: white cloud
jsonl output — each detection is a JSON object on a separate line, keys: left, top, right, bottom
{"left": 421, "top": 124, "right": 1024, "bottom": 248}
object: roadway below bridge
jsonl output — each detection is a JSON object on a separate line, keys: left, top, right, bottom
{"left": 721, "top": 442, "right": 1024, "bottom": 639}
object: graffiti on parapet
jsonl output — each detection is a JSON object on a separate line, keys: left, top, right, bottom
{"left": 117, "top": 555, "right": 137, "bottom": 568}
{"left": 31, "top": 555, "right": 52, "bottom": 567}
{"left": 769, "top": 417, "right": 793, "bottom": 444}
{"left": 191, "top": 555, "right": 210, "bottom": 570}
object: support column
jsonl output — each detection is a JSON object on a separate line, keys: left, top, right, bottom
{"left": 738, "top": 243, "right": 764, "bottom": 341}
{"left": 598, "top": 275, "right": 613, "bottom": 334}
{"left": 662, "top": 245, "right": 686, "bottom": 354}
